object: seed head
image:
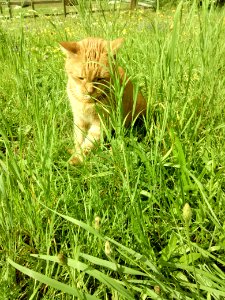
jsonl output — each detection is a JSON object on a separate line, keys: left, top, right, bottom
{"left": 57, "top": 253, "right": 68, "bottom": 265}
{"left": 183, "top": 203, "right": 192, "bottom": 223}
{"left": 94, "top": 216, "right": 101, "bottom": 230}
{"left": 154, "top": 285, "right": 160, "bottom": 295}
{"left": 105, "top": 240, "right": 112, "bottom": 256}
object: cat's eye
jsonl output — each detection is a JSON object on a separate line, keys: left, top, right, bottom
{"left": 78, "top": 77, "right": 85, "bottom": 81}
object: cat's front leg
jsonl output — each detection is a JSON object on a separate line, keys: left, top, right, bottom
{"left": 81, "top": 122, "right": 101, "bottom": 156}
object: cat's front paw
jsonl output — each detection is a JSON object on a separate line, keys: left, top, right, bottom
{"left": 69, "top": 155, "right": 83, "bottom": 165}
{"left": 69, "top": 148, "right": 92, "bottom": 165}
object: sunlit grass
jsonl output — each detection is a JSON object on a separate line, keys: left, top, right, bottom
{"left": 1, "top": 1, "right": 225, "bottom": 299}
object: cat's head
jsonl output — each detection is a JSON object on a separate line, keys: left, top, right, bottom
{"left": 60, "top": 37, "right": 123, "bottom": 103}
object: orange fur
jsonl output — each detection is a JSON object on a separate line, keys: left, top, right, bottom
{"left": 60, "top": 37, "right": 146, "bottom": 164}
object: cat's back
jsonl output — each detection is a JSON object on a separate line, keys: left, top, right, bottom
{"left": 117, "top": 67, "right": 146, "bottom": 125}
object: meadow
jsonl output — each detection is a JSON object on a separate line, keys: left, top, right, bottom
{"left": 0, "top": 0, "right": 225, "bottom": 299}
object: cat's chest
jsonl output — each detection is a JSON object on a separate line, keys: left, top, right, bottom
{"left": 71, "top": 100, "right": 99, "bottom": 123}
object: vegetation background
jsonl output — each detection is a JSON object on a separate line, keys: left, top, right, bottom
{"left": 0, "top": 0, "right": 225, "bottom": 299}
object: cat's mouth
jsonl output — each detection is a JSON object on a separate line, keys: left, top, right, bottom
{"left": 83, "top": 94, "right": 98, "bottom": 103}
{"left": 84, "top": 93, "right": 103, "bottom": 103}
{"left": 84, "top": 95, "right": 92, "bottom": 100}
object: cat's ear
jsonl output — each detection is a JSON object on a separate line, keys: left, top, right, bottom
{"left": 60, "top": 41, "right": 80, "bottom": 56}
{"left": 109, "top": 38, "right": 124, "bottom": 54}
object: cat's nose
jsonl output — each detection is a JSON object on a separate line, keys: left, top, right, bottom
{"left": 86, "top": 83, "right": 94, "bottom": 94}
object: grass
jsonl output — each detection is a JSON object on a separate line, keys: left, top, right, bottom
{"left": 1, "top": 0, "right": 225, "bottom": 298}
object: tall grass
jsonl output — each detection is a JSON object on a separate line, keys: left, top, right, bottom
{"left": 1, "top": 1, "right": 225, "bottom": 299}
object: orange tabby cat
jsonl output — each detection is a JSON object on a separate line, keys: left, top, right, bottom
{"left": 60, "top": 37, "right": 146, "bottom": 165}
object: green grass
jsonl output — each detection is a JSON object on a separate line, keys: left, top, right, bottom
{"left": 1, "top": 0, "right": 225, "bottom": 299}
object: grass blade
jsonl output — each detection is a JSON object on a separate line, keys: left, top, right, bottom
{"left": 7, "top": 258, "right": 100, "bottom": 300}
{"left": 31, "top": 254, "right": 135, "bottom": 300}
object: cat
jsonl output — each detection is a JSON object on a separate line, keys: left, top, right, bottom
{"left": 60, "top": 37, "right": 146, "bottom": 165}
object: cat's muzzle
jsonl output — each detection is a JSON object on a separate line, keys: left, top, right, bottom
{"left": 83, "top": 94, "right": 98, "bottom": 103}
